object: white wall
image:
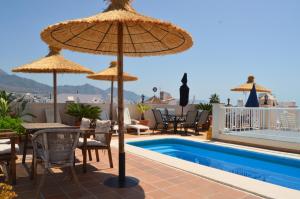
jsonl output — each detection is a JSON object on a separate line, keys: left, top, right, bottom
{"left": 25, "top": 103, "right": 197, "bottom": 128}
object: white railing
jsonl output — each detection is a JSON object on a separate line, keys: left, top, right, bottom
{"left": 222, "top": 107, "right": 300, "bottom": 132}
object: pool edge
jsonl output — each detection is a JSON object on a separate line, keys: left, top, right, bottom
{"left": 111, "top": 136, "right": 300, "bottom": 199}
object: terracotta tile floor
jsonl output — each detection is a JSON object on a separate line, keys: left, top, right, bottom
{"left": 13, "top": 134, "right": 262, "bottom": 199}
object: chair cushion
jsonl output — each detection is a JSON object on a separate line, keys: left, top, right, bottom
{"left": 0, "top": 144, "right": 19, "bottom": 155}
{"left": 80, "top": 118, "right": 91, "bottom": 129}
{"left": 0, "top": 139, "right": 10, "bottom": 144}
{"left": 127, "top": 124, "right": 150, "bottom": 130}
{"left": 77, "top": 138, "right": 106, "bottom": 147}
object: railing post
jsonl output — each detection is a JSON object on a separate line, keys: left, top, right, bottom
{"left": 212, "top": 103, "right": 225, "bottom": 139}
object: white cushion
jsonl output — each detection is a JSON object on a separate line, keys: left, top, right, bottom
{"left": 0, "top": 144, "right": 19, "bottom": 155}
{"left": 0, "top": 139, "right": 10, "bottom": 144}
{"left": 77, "top": 138, "right": 105, "bottom": 147}
{"left": 95, "top": 120, "right": 111, "bottom": 143}
{"left": 80, "top": 118, "right": 91, "bottom": 129}
{"left": 127, "top": 124, "right": 150, "bottom": 130}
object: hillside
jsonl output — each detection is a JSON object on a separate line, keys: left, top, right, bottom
{"left": 0, "top": 69, "right": 141, "bottom": 102}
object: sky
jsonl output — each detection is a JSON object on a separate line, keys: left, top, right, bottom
{"left": 0, "top": 0, "right": 300, "bottom": 104}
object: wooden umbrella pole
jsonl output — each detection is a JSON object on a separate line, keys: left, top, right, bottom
{"left": 117, "top": 22, "right": 125, "bottom": 183}
{"left": 110, "top": 78, "right": 114, "bottom": 120}
{"left": 53, "top": 71, "right": 57, "bottom": 123}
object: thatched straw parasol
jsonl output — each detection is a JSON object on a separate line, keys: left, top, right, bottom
{"left": 12, "top": 46, "right": 93, "bottom": 122}
{"left": 41, "top": 0, "right": 193, "bottom": 187}
{"left": 231, "top": 75, "right": 271, "bottom": 93}
{"left": 87, "top": 61, "right": 138, "bottom": 120}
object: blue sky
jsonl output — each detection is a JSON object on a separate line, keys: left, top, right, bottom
{"left": 0, "top": 0, "right": 299, "bottom": 104}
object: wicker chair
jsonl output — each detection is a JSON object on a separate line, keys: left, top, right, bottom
{"left": 77, "top": 120, "right": 113, "bottom": 173}
{"left": 0, "top": 129, "right": 18, "bottom": 185}
{"left": 152, "top": 109, "right": 169, "bottom": 133}
{"left": 31, "top": 128, "right": 81, "bottom": 199}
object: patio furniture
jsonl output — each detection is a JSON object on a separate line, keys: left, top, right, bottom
{"left": 77, "top": 120, "right": 113, "bottom": 173}
{"left": 101, "top": 110, "right": 118, "bottom": 134}
{"left": 21, "top": 123, "right": 72, "bottom": 164}
{"left": 0, "top": 129, "right": 18, "bottom": 185}
{"left": 164, "top": 108, "right": 176, "bottom": 122}
{"left": 182, "top": 110, "right": 199, "bottom": 135}
{"left": 152, "top": 109, "right": 169, "bottom": 133}
{"left": 79, "top": 118, "right": 94, "bottom": 161}
{"left": 31, "top": 128, "right": 81, "bottom": 199}
{"left": 196, "top": 110, "right": 210, "bottom": 132}
{"left": 116, "top": 107, "right": 150, "bottom": 135}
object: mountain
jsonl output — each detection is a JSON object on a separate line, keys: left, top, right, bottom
{"left": 0, "top": 69, "right": 51, "bottom": 93}
{"left": 0, "top": 69, "right": 141, "bottom": 102}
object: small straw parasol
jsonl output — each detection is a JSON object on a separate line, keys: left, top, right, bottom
{"left": 231, "top": 75, "right": 271, "bottom": 93}
{"left": 87, "top": 61, "right": 138, "bottom": 120}
{"left": 12, "top": 46, "right": 93, "bottom": 122}
{"left": 41, "top": 0, "right": 193, "bottom": 187}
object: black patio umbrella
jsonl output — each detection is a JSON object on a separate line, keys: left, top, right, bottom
{"left": 245, "top": 84, "right": 259, "bottom": 107}
{"left": 179, "top": 73, "right": 189, "bottom": 116}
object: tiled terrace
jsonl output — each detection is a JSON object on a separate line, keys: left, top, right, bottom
{"left": 13, "top": 134, "right": 262, "bottom": 199}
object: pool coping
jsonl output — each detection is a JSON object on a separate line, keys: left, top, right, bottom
{"left": 111, "top": 136, "right": 300, "bottom": 199}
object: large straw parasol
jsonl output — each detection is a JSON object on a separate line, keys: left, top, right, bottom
{"left": 87, "top": 61, "right": 138, "bottom": 120}
{"left": 12, "top": 46, "right": 93, "bottom": 122}
{"left": 231, "top": 75, "right": 271, "bottom": 93}
{"left": 40, "top": 0, "right": 193, "bottom": 187}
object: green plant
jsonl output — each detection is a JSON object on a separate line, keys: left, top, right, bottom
{"left": 66, "top": 103, "right": 101, "bottom": 121}
{"left": 136, "top": 103, "right": 151, "bottom": 120}
{"left": 195, "top": 103, "right": 213, "bottom": 113}
{"left": 0, "top": 91, "right": 15, "bottom": 104}
{"left": 209, "top": 93, "right": 220, "bottom": 104}
{"left": 0, "top": 183, "right": 17, "bottom": 199}
{"left": 0, "top": 98, "right": 9, "bottom": 118}
{"left": 0, "top": 116, "right": 25, "bottom": 135}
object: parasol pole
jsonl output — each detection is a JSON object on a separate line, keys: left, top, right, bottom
{"left": 110, "top": 77, "right": 114, "bottom": 120}
{"left": 117, "top": 22, "right": 125, "bottom": 184}
{"left": 53, "top": 70, "right": 57, "bottom": 123}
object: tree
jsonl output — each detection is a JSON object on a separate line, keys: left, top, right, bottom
{"left": 209, "top": 93, "right": 220, "bottom": 104}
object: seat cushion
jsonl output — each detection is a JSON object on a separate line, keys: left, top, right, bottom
{"left": 0, "top": 139, "right": 10, "bottom": 144}
{"left": 77, "top": 138, "right": 106, "bottom": 147}
{"left": 127, "top": 124, "right": 149, "bottom": 130}
{"left": 0, "top": 144, "right": 19, "bottom": 155}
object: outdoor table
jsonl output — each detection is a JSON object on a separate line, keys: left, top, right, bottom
{"left": 167, "top": 114, "right": 186, "bottom": 133}
{"left": 21, "top": 123, "right": 73, "bottom": 164}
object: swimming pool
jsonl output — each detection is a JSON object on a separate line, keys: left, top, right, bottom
{"left": 127, "top": 138, "right": 300, "bottom": 191}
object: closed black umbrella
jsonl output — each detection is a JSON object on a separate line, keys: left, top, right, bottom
{"left": 245, "top": 84, "right": 259, "bottom": 107}
{"left": 180, "top": 73, "right": 189, "bottom": 116}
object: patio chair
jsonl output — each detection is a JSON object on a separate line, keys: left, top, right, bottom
{"left": 182, "top": 110, "right": 199, "bottom": 135}
{"left": 164, "top": 108, "right": 176, "bottom": 122}
{"left": 101, "top": 110, "right": 118, "bottom": 134}
{"left": 31, "top": 128, "right": 81, "bottom": 199}
{"left": 77, "top": 120, "right": 113, "bottom": 172}
{"left": 45, "top": 108, "right": 61, "bottom": 123}
{"left": 0, "top": 129, "right": 18, "bottom": 185}
{"left": 196, "top": 110, "right": 210, "bottom": 132}
{"left": 79, "top": 118, "right": 94, "bottom": 161}
{"left": 152, "top": 109, "right": 169, "bottom": 133}
{"left": 116, "top": 107, "right": 150, "bottom": 135}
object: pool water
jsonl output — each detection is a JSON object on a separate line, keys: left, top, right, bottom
{"left": 127, "top": 138, "right": 300, "bottom": 190}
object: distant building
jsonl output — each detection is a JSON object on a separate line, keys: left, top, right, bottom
{"left": 57, "top": 93, "right": 104, "bottom": 103}
{"left": 145, "top": 91, "right": 176, "bottom": 105}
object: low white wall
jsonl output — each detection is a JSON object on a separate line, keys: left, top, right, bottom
{"left": 25, "top": 103, "right": 197, "bottom": 128}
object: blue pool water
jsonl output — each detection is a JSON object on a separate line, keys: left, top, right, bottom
{"left": 127, "top": 138, "right": 300, "bottom": 190}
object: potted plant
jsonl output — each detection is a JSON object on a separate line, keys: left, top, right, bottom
{"left": 66, "top": 103, "right": 101, "bottom": 126}
{"left": 136, "top": 103, "right": 151, "bottom": 126}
